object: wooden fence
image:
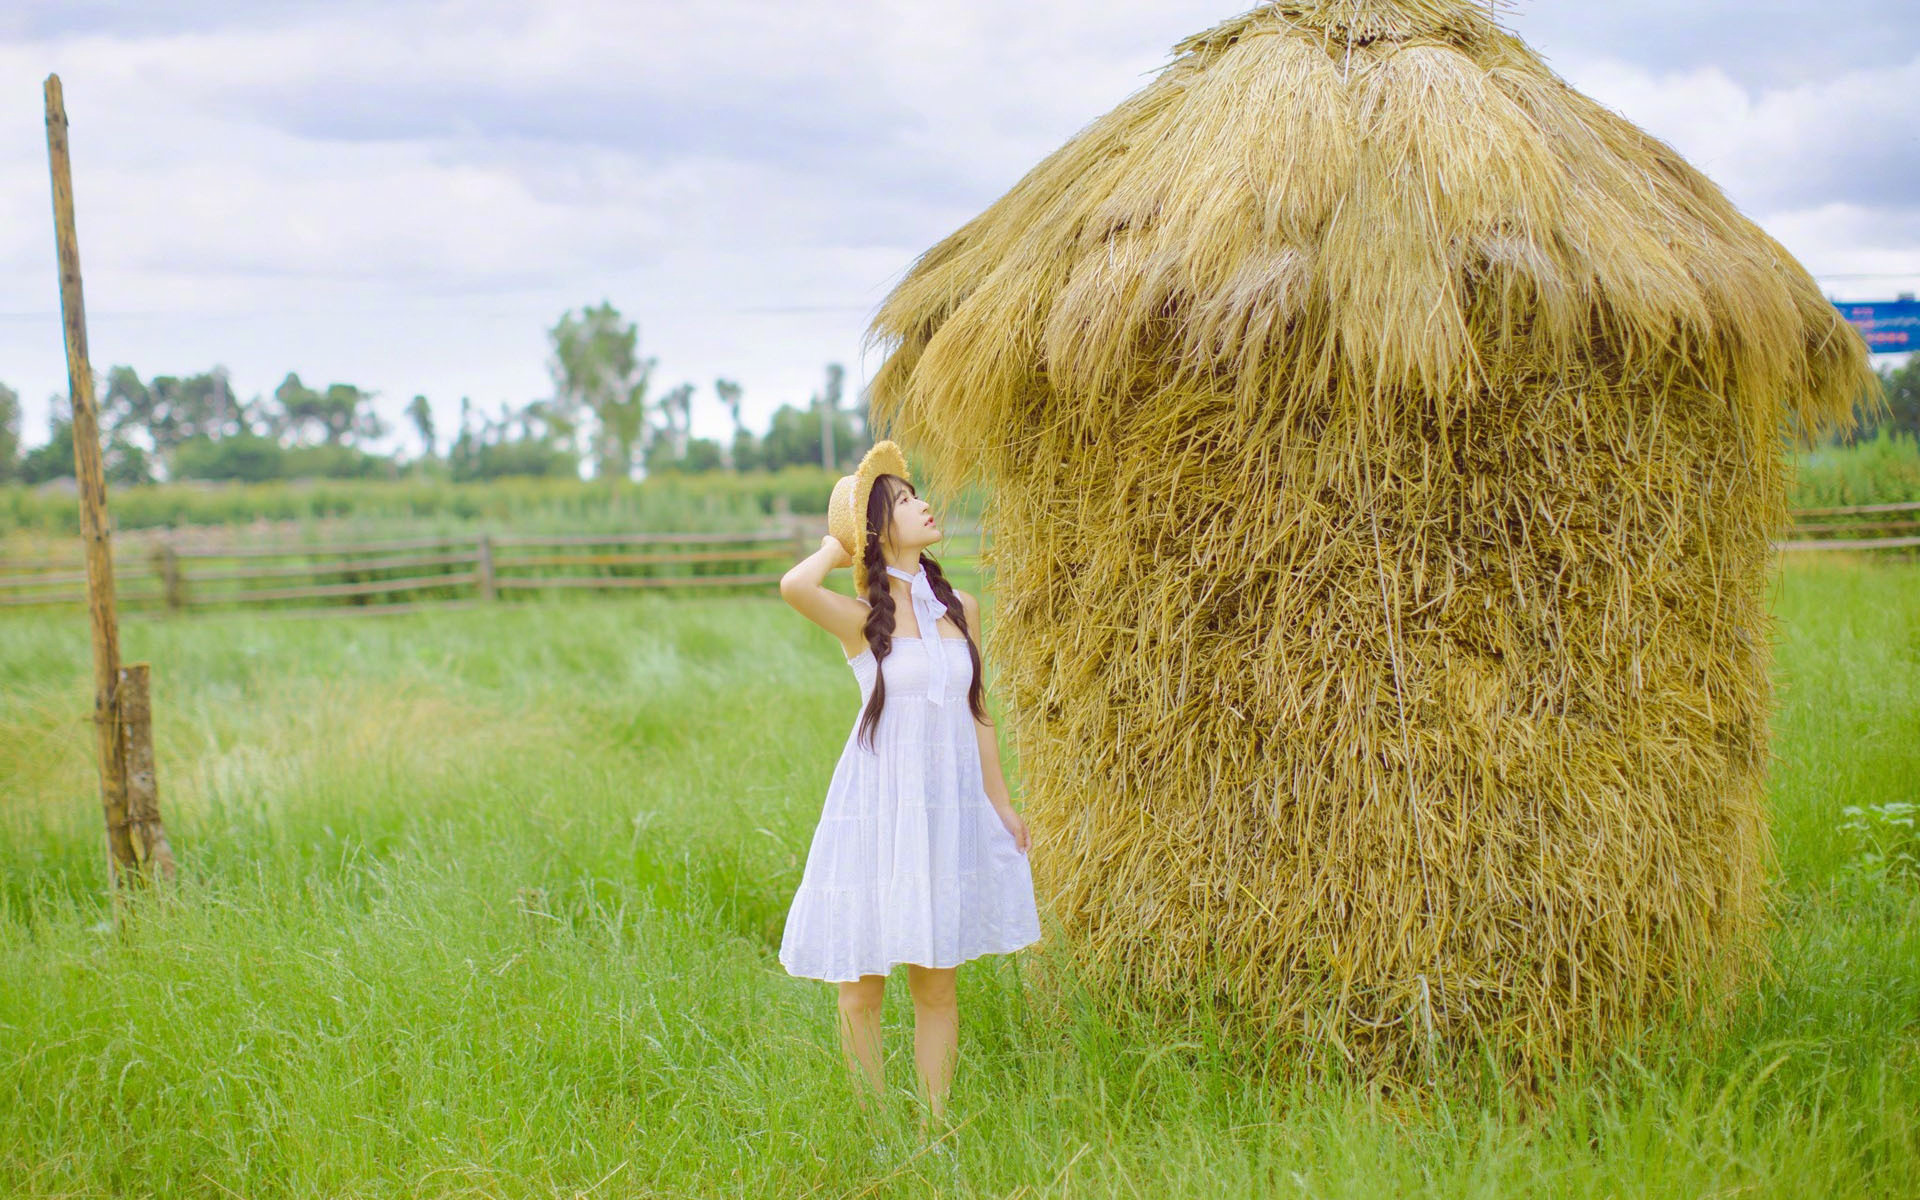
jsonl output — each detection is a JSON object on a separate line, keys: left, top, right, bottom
{"left": 1772, "top": 499, "right": 1920, "bottom": 552}
{"left": 0, "top": 502, "right": 1910, "bottom": 619}
{"left": 0, "top": 520, "right": 989, "bottom": 619}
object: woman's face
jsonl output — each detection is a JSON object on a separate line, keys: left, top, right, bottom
{"left": 881, "top": 477, "right": 941, "bottom": 554}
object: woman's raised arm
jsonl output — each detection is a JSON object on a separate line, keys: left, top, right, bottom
{"left": 779, "top": 537, "right": 867, "bottom": 653}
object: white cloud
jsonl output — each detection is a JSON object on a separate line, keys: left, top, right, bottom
{"left": 2, "top": 0, "right": 1915, "bottom": 463}
{"left": 1561, "top": 52, "right": 1920, "bottom": 213}
{"left": 1549, "top": 49, "right": 1920, "bottom": 307}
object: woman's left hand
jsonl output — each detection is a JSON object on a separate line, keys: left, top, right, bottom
{"left": 996, "top": 806, "right": 1029, "bottom": 855}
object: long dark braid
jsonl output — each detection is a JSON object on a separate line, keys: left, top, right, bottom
{"left": 855, "top": 474, "right": 990, "bottom": 752}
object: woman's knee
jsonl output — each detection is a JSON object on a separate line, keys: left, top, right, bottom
{"left": 907, "top": 964, "right": 957, "bottom": 1009}
{"left": 837, "top": 974, "right": 886, "bottom": 1016}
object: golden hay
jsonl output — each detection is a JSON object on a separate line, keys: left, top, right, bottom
{"left": 863, "top": 0, "right": 1878, "bottom": 1084}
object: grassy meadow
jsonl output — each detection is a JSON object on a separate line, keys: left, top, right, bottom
{"left": 2, "top": 554, "right": 1917, "bottom": 1198}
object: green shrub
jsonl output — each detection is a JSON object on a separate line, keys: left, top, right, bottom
{"left": 1790, "top": 430, "right": 1920, "bottom": 509}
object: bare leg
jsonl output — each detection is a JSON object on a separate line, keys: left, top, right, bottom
{"left": 907, "top": 963, "right": 958, "bottom": 1135}
{"left": 836, "top": 974, "right": 887, "bottom": 1115}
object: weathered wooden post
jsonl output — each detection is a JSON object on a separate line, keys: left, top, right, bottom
{"left": 151, "top": 538, "right": 185, "bottom": 613}
{"left": 790, "top": 520, "right": 812, "bottom": 577}
{"left": 476, "top": 533, "right": 496, "bottom": 601}
{"left": 117, "top": 663, "right": 177, "bottom": 881}
{"left": 46, "top": 73, "right": 172, "bottom": 896}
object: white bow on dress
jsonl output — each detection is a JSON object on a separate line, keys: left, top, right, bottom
{"left": 885, "top": 563, "right": 951, "bottom": 707}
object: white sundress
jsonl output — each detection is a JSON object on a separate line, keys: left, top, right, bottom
{"left": 778, "top": 568, "right": 1043, "bottom": 982}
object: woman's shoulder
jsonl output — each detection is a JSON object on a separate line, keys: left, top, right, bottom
{"left": 842, "top": 596, "right": 872, "bottom": 658}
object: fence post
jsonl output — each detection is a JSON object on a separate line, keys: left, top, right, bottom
{"left": 46, "top": 73, "right": 143, "bottom": 896}
{"left": 117, "top": 663, "right": 176, "bottom": 882}
{"left": 476, "top": 533, "right": 495, "bottom": 601}
{"left": 791, "top": 518, "right": 813, "bottom": 572}
{"left": 153, "top": 539, "right": 184, "bottom": 613}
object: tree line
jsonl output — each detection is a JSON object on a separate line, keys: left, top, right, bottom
{"left": 0, "top": 300, "right": 872, "bottom": 486}
{"left": 8, "top": 307, "right": 1912, "bottom": 490}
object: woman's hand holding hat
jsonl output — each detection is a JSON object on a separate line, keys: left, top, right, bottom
{"left": 820, "top": 534, "right": 852, "bottom": 569}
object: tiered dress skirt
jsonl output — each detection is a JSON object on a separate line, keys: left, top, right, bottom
{"left": 778, "top": 634, "right": 1043, "bottom": 981}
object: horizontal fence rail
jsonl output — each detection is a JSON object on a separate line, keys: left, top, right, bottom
{"left": 1788, "top": 499, "right": 1920, "bottom": 518}
{"left": 0, "top": 503, "right": 1907, "bottom": 618}
{"left": 1774, "top": 498, "right": 1920, "bottom": 551}
{"left": 0, "top": 520, "right": 989, "bottom": 618}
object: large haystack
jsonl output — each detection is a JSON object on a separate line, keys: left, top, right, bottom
{"left": 864, "top": 0, "right": 1877, "bottom": 1081}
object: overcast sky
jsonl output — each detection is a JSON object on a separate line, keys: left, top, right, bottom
{"left": 3, "top": 0, "right": 1916, "bottom": 458}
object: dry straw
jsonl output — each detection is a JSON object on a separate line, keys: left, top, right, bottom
{"left": 863, "top": 0, "right": 1877, "bottom": 1084}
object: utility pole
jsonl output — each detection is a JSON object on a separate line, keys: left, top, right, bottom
{"left": 45, "top": 74, "right": 175, "bottom": 903}
{"left": 818, "top": 362, "right": 843, "bottom": 471}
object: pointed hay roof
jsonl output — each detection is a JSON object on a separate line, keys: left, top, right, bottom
{"left": 864, "top": 0, "right": 1874, "bottom": 493}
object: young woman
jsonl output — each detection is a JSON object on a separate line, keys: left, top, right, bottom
{"left": 776, "top": 439, "right": 1042, "bottom": 1146}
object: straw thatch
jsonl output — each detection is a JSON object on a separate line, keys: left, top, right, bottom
{"left": 863, "top": 0, "right": 1876, "bottom": 1082}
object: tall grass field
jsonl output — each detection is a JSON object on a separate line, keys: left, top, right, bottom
{"left": 2, "top": 556, "right": 1917, "bottom": 1197}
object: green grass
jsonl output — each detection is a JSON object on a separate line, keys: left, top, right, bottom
{"left": 2, "top": 556, "right": 1917, "bottom": 1198}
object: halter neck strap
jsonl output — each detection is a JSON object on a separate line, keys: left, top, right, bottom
{"left": 884, "top": 563, "right": 951, "bottom": 706}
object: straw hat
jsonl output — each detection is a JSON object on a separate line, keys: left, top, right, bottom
{"left": 827, "top": 439, "right": 912, "bottom": 595}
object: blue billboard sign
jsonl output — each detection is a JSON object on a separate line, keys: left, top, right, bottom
{"left": 1833, "top": 299, "right": 1920, "bottom": 353}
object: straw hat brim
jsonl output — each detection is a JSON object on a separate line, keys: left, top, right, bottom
{"left": 827, "top": 440, "right": 912, "bottom": 595}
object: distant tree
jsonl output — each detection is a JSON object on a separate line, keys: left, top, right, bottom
{"left": 332, "top": 383, "right": 388, "bottom": 447}
{"left": 18, "top": 377, "right": 156, "bottom": 485}
{"left": 648, "top": 382, "right": 695, "bottom": 466}
{"left": 0, "top": 382, "right": 19, "bottom": 483}
{"left": 101, "top": 366, "right": 156, "bottom": 445}
{"left": 714, "top": 377, "right": 757, "bottom": 472}
{"left": 451, "top": 435, "right": 577, "bottom": 482}
{"left": 1855, "top": 358, "right": 1920, "bottom": 442}
{"left": 644, "top": 435, "right": 724, "bottom": 476}
{"left": 716, "top": 378, "right": 744, "bottom": 434}
{"left": 267, "top": 373, "right": 381, "bottom": 447}
{"left": 237, "top": 391, "right": 274, "bottom": 437}
{"left": 105, "top": 436, "right": 154, "bottom": 486}
{"left": 103, "top": 365, "right": 245, "bottom": 462}
{"left": 172, "top": 434, "right": 388, "bottom": 484}
{"left": 19, "top": 411, "right": 75, "bottom": 484}
{"left": 548, "top": 301, "right": 654, "bottom": 480}
{"left": 446, "top": 396, "right": 577, "bottom": 482}
{"left": 682, "top": 438, "right": 725, "bottom": 473}
{"left": 169, "top": 434, "right": 285, "bottom": 482}
{"left": 729, "top": 428, "right": 762, "bottom": 473}
{"left": 405, "top": 393, "right": 436, "bottom": 459}
{"left": 262, "top": 373, "right": 308, "bottom": 442}
{"left": 449, "top": 396, "right": 478, "bottom": 480}
{"left": 596, "top": 379, "right": 650, "bottom": 480}
{"left": 282, "top": 441, "right": 395, "bottom": 481}
{"left": 159, "top": 368, "right": 242, "bottom": 445}
{"left": 759, "top": 402, "right": 862, "bottom": 472}
{"left": 482, "top": 440, "right": 577, "bottom": 479}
